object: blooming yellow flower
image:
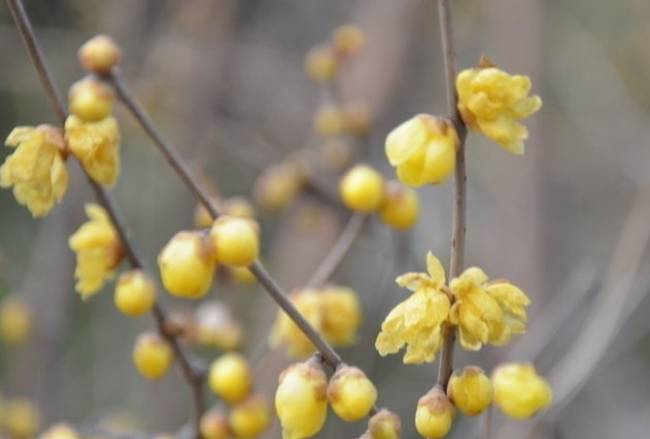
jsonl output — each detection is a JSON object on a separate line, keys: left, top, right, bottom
{"left": 0, "top": 125, "right": 68, "bottom": 217}
{"left": 270, "top": 290, "right": 321, "bottom": 358}
{"left": 385, "top": 115, "right": 458, "bottom": 187}
{"left": 456, "top": 60, "right": 542, "bottom": 155}
{"left": 319, "top": 285, "right": 362, "bottom": 346}
{"left": 64, "top": 115, "right": 120, "bottom": 186}
{"left": 492, "top": 363, "right": 552, "bottom": 419}
{"left": 449, "top": 267, "right": 530, "bottom": 350}
{"left": 375, "top": 252, "right": 450, "bottom": 364}
{"left": 68, "top": 203, "right": 123, "bottom": 299}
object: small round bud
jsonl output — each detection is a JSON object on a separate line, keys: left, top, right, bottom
{"left": 305, "top": 45, "right": 338, "bottom": 83}
{"left": 368, "top": 409, "right": 401, "bottom": 439}
{"left": 68, "top": 78, "right": 114, "bottom": 122}
{"left": 132, "top": 332, "right": 174, "bottom": 380}
{"left": 275, "top": 360, "right": 328, "bottom": 439}
{"left": 313, "top": 105, "right": 346, "bottom": 137}
{"left": 223, "top": 196, "right": 256, "bottom": 219}
{"left": 78, "top": 35, "right": 121, "bottom": 74}
{"left": 210, "top": 216, "right": 259, "bottom": 267}
{"left": 0, "top": 297, "right": 31, "bottom": 345}
{"left": 209, "top": 353, "right": 252, "bottom": 404}
{"left": 200, "top": 408, "right": 229, "bottom": 439}
{"left": 40, "top": 423, "right": 79, "bottom": 439}
{"left": 158, "top": 231, "right": 216, "bottom": 299}
{"left": 320, "top": 286, "right": 361, "bottom": 346}
{"left": 4, "top": 398, "right": 40, "bottom": 438}
{"left": 492, "top": 363, "right": 552, "bottom": 419}
{"left": 415, "top": 388, "right": 454, "bottom": 438}
{"left": 114, "top": 269, "right": 156, "bottom": 316}
{"left": 229, "top": 394, "right": 271, "bottom": 439}
{"left": 254, "top": 163, "right": 304, "bottom": 212}
{"left": 327, "top": 366, "right": 377, "bottom": 421}
{"left": 339, "top": 164, "right": 385, "bottom": 212}
{"left": 332, "top": 24, "right": 366, "bottom": 58}
{"left": 320, "top": 140, "right": 353, "bottom": 171}
{"left": 228, "top": 266, "right": 257, "bottom": 285}
{"left": 378, "top": 181, "right": 420, "bottom": 230}
{"left": 447, "top": 366, "right": 493, "bottom": 416}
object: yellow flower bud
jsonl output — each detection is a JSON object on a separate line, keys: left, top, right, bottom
{"left": 305, "top": 45, "right": 338, "bottom": 83}
{"left": 132, "top": 332, "right": 174, "bottom": 380}
{"left": 0, "top": 297, "right": 31, "bottom": 345}
{"left": 210, "top": 216, "right": 259, "bottom": 267}
{"left": 385, "top": 114, "right": 457, "bottom": 187}
{"left": 254, "top": 163, "right": 304, "bottom": 212}
{"left": 200, "top": 408, "right": 229, "bottom": 439}
{"left": 344, "top": 103, "right": 372, "bottom": 138}
{"left": 40, "top": 423, "right": 79, "bottom": 439}
{"left": 229, "top": 395, "right": 271, "bottom": 439}
{"left": 114, "top": 269, "right": 156, "bottom": 316}
{"left": 228, "top": 266, "right": 257, "bottom": 285}
{"left": 320, "top": 140, "right": 353, "bottom": 171}
{"left": 209, "top": 353, "right": 252, "bottom": 404}
{"left": 64, "top": 115, "right": 120, "bottom": 186}
{"left": 378, "top": 181, "right": 420, "bottom": 230}
{"left": 415, "top": 389, "right": 454, "bottom": 439}
{"left": 4, "top": 398, "right": 39, "bottom": 439}
{"left": 69, "top": 203, "right": 124, "bottom": 299}
{"left": 320, "top": 286, "right": 361, "bottom": 346}
{"left": 270, "top": 290, "right": 321, "bottom": 358}
{"left": 223, "top": 196, "right": 256, "bottom": 219}
{"left": 158, "top": 231, "right": 216, "bottom": 299}
{"left": 456, "top": 60, "right": 542, "bottom": 155}
{"left": 78, "top": 35, "right": 121, "bottom": 74}
{"left": 275, "top": 360, "right": 328, "bottom": 439}
{"left": 332, "top": 24, "right": 366, "bottom": 58}
{"left": 447, "top": 366, "right": 493, "bottom": 416}
{"left": 1, "top": 125, "right": 69, "bottom": 217}
{"left": 313, "top": 105, "right": 346, "bottom": 137}
{"left": 367, "top": 409, "right": 401, "bottom": 439}
{"left": 327, "top": 366, "right": 377, "bottom": 421}
{"left": 339, "top": 164, "right": 385, "bottom": 212}
{"left": 68, "top": 78, "right": 114, "bottom": 122}
{"left": 492, "top": 363, "right": 552, "bottom": 419}
{"left": 194, "top": 203, "right": 216, "bottom": 229}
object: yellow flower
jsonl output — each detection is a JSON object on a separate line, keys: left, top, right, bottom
{"left": 415, "top": 388, "right": 455, "bottom": 439}
{"left": 332, "top": 24, "right": 366, "bottom": 58}
{"left": 339, "top": 164, "right": 385, "bottom": 212}
{"left": 229, "top": 395, "right": 271, "bottom": 439}
{"left": 367, "top": 409, "right": 401, "bottom": 439}
{"left": 0, "top": 297, "right": 32, "bottom": 345}
{"left": 253, "top": 162, "right": 305, "bottom": 212}
{"left": 68, "top": 203, "right": 123, "bottom": 299}
{"left": 208, "top": 353, "right": 252, "bottom": 404}
{"left": 447, "top": 366, "right": 493, "bottom": 416}
{"left": 4, "top": 398, "right": 40, "bottom": 439}
{"left": 64, "top": 115, "right": 120, "bottom": 186}
{"left": 375, "top": 252, "right": 450, "bottom": 364}
{"left": 275, "top": 360, "right": 328, "bottom": 439}
{"left": 68, "top": 78, "right": 114, "bottom": 122}
{"left": 385, "top": 115, "right": 458, "bottom": 187}
{"left": 449, "top": 268, "right": 530, "bottom": 350}
{"left": 492, "top": 363, "right": 552, "bottom": 419}
{"left": 78, "top": 34, "right": 121, "bottom": 74}
{"left": 270, "top": 290, "right": 321, "bottom": 358}
{"left": 304, "top": 45, "right": 338, "bottom": 83}
{"left": 319, "top": 285, "right": 361, "bottom": 346}
{"left": 0, "top": 125, "right": 68, "bottom": 217}
{"left": 132, "top": 332, "right": 174, "bottom": 380}
{"left": 378, "top": 180, "right": 420, "bottom": 230}
{"left": 40, "top": 423, "right": 80, "bottom": 439}
{"left": 327, "top": 365, "right": 377, "bottom": 422}
{"left": 114, "top": 269, "right": 156, "bottom": 316}
{"left": 456, "top": 61, "right": 542, "bottom": 155}
{"left": 210, "top": 216, "right": 260, "bottom": 267}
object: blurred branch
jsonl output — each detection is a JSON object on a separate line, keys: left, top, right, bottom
{"left": 435, "top": 0, "right": 469, "bottom": 389}
{"left": 4, "top": 0, "right": 206, "bottom": 434}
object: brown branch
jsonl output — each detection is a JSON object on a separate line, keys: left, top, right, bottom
{"left": 435, "top": 0, "right": 468, "bottom": 389}
{"left": 104, "top": 70, "right": 347, "bottom": 369}
{"left": 5, "top": 0, "right": 205, "bottom": 434}
{"left": 305, "top": 213, "right": 367, "bottom": 288}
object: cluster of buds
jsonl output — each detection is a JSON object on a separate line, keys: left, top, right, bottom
{"left": 201, "top": 354, "right": 271, "bottom": 438}
{"left": 339, "top": 165, "right": 420, "bottom": 230}
{"left": 275, "top": 358, "right": 378, "bottom": 439}
{"left": 270, "top": 286, "right": 361, "bottom": 358}
{"left": 304, "top": 24, "right": 365, "bottom": 85}
{"left": 312, "top": 102, "right": 372, "bottom": 141}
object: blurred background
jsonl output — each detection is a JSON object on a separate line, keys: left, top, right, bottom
{"left": 1, "top": 0, "right": 650, "bottom": 438}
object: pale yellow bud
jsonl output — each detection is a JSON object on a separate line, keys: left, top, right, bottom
{"left": 200, "top": 408, "right": 229, "bottom": 439}
{"left": 68, "top": 78, "right": 114, "bottom": 122}
{"left": 0, "top": 297, "right": 31, "bottom": 345}
{"left": 229, "top": 395, "right": 271, "bottom": 439}
{"left": 378, "top": 180, "right": 420, "bottom": 230}
{"left": 447, "top": 366, "right": 493, "bottom": 416}
{"left": 78, "top": 35, "right": 121, "bottom": 74}
{"left": 132, "top": 332, "right": 174, "bottom": 380}
{"left": 367, "top": 409, "right": 401, "bottom": 439}
{"left": 339, "top": 164, "right": 385, "bottom": 212}
{"left": 305, "top": 45, "right": 338, "bottom": 83}
{"left": 114, "top": 269, "right": 156, "bottom": 316}
{"left": 415, "top": 389, "right": 454, "bottom": 438}
{"left": 492, "top": 363, "right": 552, "bottom": 419}
{"left": 327, "top": 366, "right": 377, "bottom": 421}
{"left": 209, "top": 353, "right": 252, "bottom": 404}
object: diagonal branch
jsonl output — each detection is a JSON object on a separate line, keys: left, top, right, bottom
{"left": 5, "top": 0, "right": 205, "bottom": 433}
{"left": 435, "top": 0, "right": 468, "bottom": 389}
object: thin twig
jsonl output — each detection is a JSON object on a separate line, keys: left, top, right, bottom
{"left": 105, "top": 70, "right": 347, "bottom": 369}
{"left": 305, "top": 213, "right": 367, "bottom": 288}
{"left": 5, "top": 0, "right": 205, "bottom": 434}
{"left": 435, "top": 0, "right": 468, "bottom": 389}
